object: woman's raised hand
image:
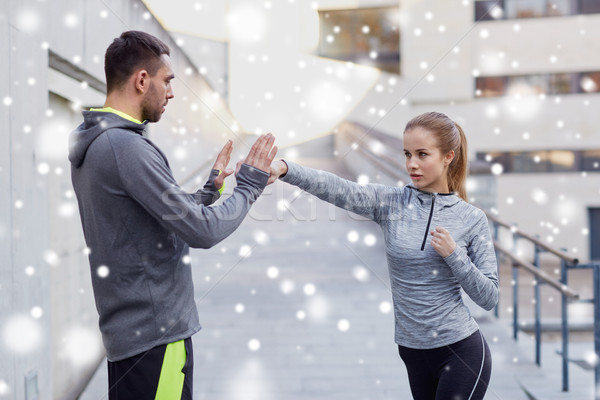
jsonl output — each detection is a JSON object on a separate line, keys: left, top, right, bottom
{"left": 267, "top": 159, "right": 288, "bottom": 185}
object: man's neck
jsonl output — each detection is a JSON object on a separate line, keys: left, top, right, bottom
{"left": 103, "top": 95, "right": 142, "bottom": 122}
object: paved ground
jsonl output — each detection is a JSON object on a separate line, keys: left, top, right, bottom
{"left": 79, "top": 157, "right": 596, "bottom": 400}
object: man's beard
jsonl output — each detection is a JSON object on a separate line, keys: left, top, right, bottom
{"left": 140, "top": 82, "right": 162, "bottom": 123}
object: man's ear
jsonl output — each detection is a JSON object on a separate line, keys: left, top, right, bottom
{"left": 134, "top": 70, "right": 149, "bottom": 94}
{"left": 444, "top": 150, "right": 455, "bottom": 166}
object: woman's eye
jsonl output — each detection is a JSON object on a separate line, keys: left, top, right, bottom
{"left": 420, "top": 152, "right": 427, "bottom": 157}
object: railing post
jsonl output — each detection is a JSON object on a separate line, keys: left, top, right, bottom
{"left": 594, "top": 265, "right": 600, "bottom": 400}
{"left": 493, "top": 223, "right": 500, "bottom": 319}
{"left": 560, "top": 256, "right": 569, "bottom": 392}
{"left": 512, "top": 227, "right": 519, "bottom": 341}
{"left": 534, "top": 242, "right": 541, "bottom": 366}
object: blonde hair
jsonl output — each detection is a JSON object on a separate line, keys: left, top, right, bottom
{"left": 404, "top": 112, "right": 468, "bottom": 201}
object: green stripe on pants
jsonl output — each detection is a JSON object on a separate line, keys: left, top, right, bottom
{"left": 155, "top": 340, "right": 186, "bottom": 400}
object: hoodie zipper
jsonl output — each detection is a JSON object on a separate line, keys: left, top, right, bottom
{"left": 420, "top": 193, "right": 436, "bottom": 251}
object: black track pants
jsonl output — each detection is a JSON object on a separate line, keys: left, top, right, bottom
{"left": 107, "top": 337, "right": 193, "bottom": 400}
{"left": 398, "top": 330, "right": 492, "bottom": 400}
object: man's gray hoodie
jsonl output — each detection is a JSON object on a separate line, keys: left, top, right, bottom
{"left": 69, "top": 111, "right": 268, "bottom": 361}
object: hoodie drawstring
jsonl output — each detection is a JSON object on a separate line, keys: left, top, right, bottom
{"left": 421, "top": 193, "right": 436, "bottom": 251}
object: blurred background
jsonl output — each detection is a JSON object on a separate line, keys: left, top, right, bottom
{"left": 1, "top": 0, "right": 599, "bottom": 398}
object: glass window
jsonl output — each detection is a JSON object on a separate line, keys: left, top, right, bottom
{"left": 582, "top": 150, "right": 600, "bottom": 171}
{"left": 475, "top": 0, "right": 587, "bottom": 20}
{"left": 476, "top": 76, "right": 507, "bottom": 97}
{"left": 511, "top": 151, "right": 549, "bottom": 172}
{"left": 318, "top": 7, "right": 400, "bottom": 74}
{"left": 506, "top": 0, "right": 546, "bottom": 18}
{"left": 478, "top": 149, "right": 600, "bottom": 173}
{"left": 477, "top": 70, "right": 600, "bottom": 98}
{"left": 507, "top": 75, "right": 548, "bottom": 95}
{"left": 580, "top": 0, "right": 600, "bottom": 14}
{"left": 549, "top": 73, "right": 576, "bottom": 94}
{"left": 548, "top": 150, "right": 577, "bottom": 171}
{"left": 579, "top": 72, "right": 600, "bottom": 93}
{"left": 475, "top": 0, "right": 506, "bottom": 20}
{"left": 546, "top": 0, "right": 577, "bottom": 16}
{"left": 476, "top": 152, "right": 510, "bottom": 171}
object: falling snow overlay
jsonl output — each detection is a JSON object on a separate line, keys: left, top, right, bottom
{"left": 4, "top": 1, "right": 600, "bottom": 399}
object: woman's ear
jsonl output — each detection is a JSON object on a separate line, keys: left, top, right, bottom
{"left": 444, "top": 150, "right": 455, "bottom": 166}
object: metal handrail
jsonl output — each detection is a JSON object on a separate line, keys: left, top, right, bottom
{"left": 340, "top": 122, "right": 411, "bottom": 182}
{"left": 493, "top": 240, "right": 579, "bottom": 299}
{"left": 483, "top": 210, "right": 579, "bottom": 265}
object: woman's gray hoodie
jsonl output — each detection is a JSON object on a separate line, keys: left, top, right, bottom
{"left": 281, "top": 161, "right": 499, "bottom": 349}
{"left": 69, "top": 111, "right": 268, "bottom": 361}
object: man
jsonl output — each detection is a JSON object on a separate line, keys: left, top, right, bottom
{"left": 68, "top": 31, "right": 277, "bottom": 399}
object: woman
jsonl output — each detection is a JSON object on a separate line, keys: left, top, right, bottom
{"left": 269, "top": 112, "right": 498, "bottom": 400}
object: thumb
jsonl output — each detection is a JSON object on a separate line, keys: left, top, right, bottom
{"left": 235, "top": 160, "right": 244, "bottom": 175}
{"left": 267, "top": 175, "right": 278, "bottom": 185}
{"left": 221, "top": 168, "right": 234, "bottom": 177}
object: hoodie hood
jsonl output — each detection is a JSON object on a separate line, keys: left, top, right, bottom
{"left": 69, "top": 111, "right": 147, "bottom": 168}
{"left": 406, "top": 183, "right": 462, "bottom": 209}
{"left": 405, "top": 184, "right": 462, "bottom": 250}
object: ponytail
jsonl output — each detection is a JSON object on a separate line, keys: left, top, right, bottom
{"left": 448, "top": 122, "right": 468, "bottom": 202}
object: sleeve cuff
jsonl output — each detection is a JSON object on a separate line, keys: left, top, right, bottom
{"left": 280, "top": 160, "right": 299, "bottom": 185}
{"left": 217, "top": 170, "right": 225, "bottom": 194}
{"left": 443, "top": 245, "right": 467, "bottom": 274}
{"left": 237, "top": 164, "right": 269, "bottom": 188}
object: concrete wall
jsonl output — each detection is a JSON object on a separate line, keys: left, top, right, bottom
{"left": 1, "top": 12, "right": 54, "bottom": 399}
{"left": 1, "top": 1, "right": 238, "bottom": 399}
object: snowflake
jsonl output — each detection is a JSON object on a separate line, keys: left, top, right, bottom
{"left": 30, "top": 306, "right": 43, "bottom": 319}
{"left": 0, "top": 380, "right": 9, "bottom": 395}
{"left": 352, "top": 266, "right": 370, "bottom": 282}
{"left": 364, "top": 234, "right": 376, "bottom": 246}
{"left": 3, "top": 314, "right": 42, "bottom": 354}
{"left": 238, "top": 245, "right": 252, "bottom": 258}
{"left": 303, "top": 283, "right": 316, "bottom": 296}
{"left": 337, "top": 319, "right": 350, "bottom": 332}
{"left": 357, "top": 174, "right": 369, "bottom": 185}
{"left": 266, "top": 266, "right": 279, "bottom": 279}
{"left": 44, "top": 250, "right": 59, "bottom": 266}
{"left": 248, "top": 338, "right": 261, "bottom": 351}
{"left": 253, "top": 230, "right": 269, "bottom": 245}
{"left": 64, "top": 13, "right": 78, "bottom": 28}
{"left": 307, "top": 296, "right": 330, "bottom": 321}
{"left": 379, "top": 301, "right": 392, "bottom": 314}
{"left": 280, "top": 279, "right": 295, "bottom": 294}
{"left": 61, "top": 326, "right": 103, "bottom": 367}
{"left": 96, "top": 265, "right": 110, "bottom": 278}
{"left": 347, "top": 230, "right": 359, "bottom": 243}
{"left": 491, "top": 163, "right": 503, "bottom": 175}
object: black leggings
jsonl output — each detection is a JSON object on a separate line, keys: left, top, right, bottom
{"left": 398, "top": 330, "right": 491, "bottom": 400}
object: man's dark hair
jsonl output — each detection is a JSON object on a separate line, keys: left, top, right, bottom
{"left": 104, "top": 31, "right": 170, "bottom": 93}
